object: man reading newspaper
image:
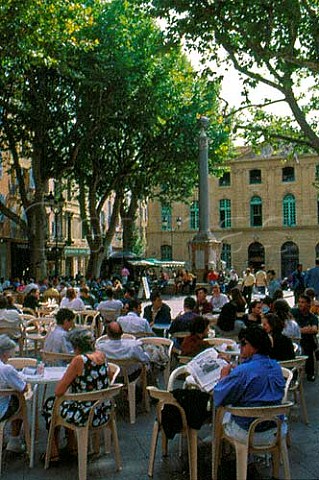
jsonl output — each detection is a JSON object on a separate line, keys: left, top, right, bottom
{"left": 213, "top": 328, "right": 286, "bottom": 443}
{"left": 186, "top": 347, "right": 228, "bottom": 392}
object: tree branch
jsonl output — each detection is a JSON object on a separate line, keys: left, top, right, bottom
{"left": 235, "top": 124, "right": 314, "bottom": 148}
{"left": 224, "top": 98, "right": 286, "bottom": 119}
{"left": 0, "top": 201, "right": 28, "bottom": 232}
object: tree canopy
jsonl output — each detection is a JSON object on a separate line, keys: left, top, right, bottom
{"left": 71, "top": 0, "right": 231, "bottom": 276}
{"left": 0, "top": 0, "right": 231, "bottom": 279}
{"left": 145, "top": 0, "right": 319, "bottom": 155}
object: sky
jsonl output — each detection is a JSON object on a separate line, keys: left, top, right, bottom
{"left": 187, "top": 48, "right": 292, "bottom": 117}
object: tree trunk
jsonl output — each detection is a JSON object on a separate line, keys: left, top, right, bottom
{"left": 86, "top": 247, "right": 104, "bottom": 279}
{"left": 121, "top": 193, "right": 139, "bottom": 252}
{"left": 26, "top": 201, "right": 48, "bottom": 281}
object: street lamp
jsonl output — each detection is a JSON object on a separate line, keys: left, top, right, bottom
{"left": 45, "top": 191, "right": 65, "bottom": 276}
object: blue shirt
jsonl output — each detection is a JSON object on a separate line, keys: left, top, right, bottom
{"left": 214, "top": 354, "right": 285, "bottom": 430}
{"left": 305, "top": 266, "right": 319, "bottom": 296}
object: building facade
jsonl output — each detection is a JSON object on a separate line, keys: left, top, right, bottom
{"left": 146, "top": 150, "right": 319, "bottom": 278}
{"left": 0, "top": 150, "right": 125, "bottom": 280}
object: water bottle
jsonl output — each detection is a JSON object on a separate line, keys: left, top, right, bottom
{"left": 37, "top": 360, "right": 45, "bottom": 376}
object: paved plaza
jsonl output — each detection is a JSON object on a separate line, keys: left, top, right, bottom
{"left": 2, "top": 294, "right": 319, "bottom": 480}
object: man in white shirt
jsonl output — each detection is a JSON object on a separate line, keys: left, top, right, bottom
{"left": 117, "top": 300, "right": 153, "bottom": 335}
{"left": 0, "top": 295, "right": 22, "bottom": 339}
{"left": 0, "top": 335, "right": 28, "bottom": 452}
{"left": 97, "top": 287, "right": 123, "bottom": 311}
{"left": 210, "top": 284, "right": 229, "bottom": 311}
{"left": 97, "top": 322, "right": 149, "bottom": 379}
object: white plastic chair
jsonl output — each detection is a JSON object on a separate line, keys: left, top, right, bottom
{"left": 44, "top": 385, "right": 123, "bottom": 480}
{"left": 279, "top": 356, "right": 309, "bottom": 424}
{"left": 147, "top": 386, "right": 199, "bottom": 480}
{"left": 213, "top": 402, "right": 294, "bottom": 480}
{"left": 0, "top": 389, "right": 31, "bottom": 475}
{"left": 139, "top": 337, "right": 173, "bottom": 387}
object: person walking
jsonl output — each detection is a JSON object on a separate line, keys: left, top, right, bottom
{"left": 291, "top": 263, "right": 305, "bottom": 305}
{"left": 255, "top": 264, "right": 267, "bottom": 295}
{"left": 305, "top": 259, "right": 319, "bottom": 299}
{"left": 241, "top": 268, "right": 255, "bottom": 304}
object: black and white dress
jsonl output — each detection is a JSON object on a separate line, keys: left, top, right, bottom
{"left": 43, "top": 354, "right": 110, "bottom": 428}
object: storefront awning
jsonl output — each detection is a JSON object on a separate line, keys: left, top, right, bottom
{"left": 64, "top": 247, "right": 90, "bottom": 257}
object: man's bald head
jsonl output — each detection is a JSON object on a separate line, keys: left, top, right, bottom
{"left": 107, "top": 321, "right": 123, "bottom": 339}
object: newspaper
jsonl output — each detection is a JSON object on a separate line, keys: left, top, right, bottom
{"left": 187, "top": 348, "right": 228, "bottom": 393}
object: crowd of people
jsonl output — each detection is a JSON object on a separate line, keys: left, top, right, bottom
{"left": 0, "top": 261, "right": 319, "bottom": 471}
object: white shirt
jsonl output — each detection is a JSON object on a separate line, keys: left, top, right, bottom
{"left": 60, "top": 297, "right": 85, "bottom": 311}
{"left": 0, "top": 309, "right": 22, "bottom": 338}
{"left": 97, "top": 299, "right": 123, "bottom": 311}
{"left": 97, "top": 338, "right": 149, "bottom": 375}
{"left": 0, "top": 360, "right": 26, "bottom": 418}
{"left": 117, "top": 312, "right": 153, "bottom": 334}
{"left": 210, "top": 293, "right": 229, "bottom": 310}
{"left": 97, "top": 338, "right": 149, "bottom": 363}
{"left": 44, "top": 325, "right": 73, "bottom": 354}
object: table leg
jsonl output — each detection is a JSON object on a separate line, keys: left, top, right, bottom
{"left": 29, "top": 384, "right": 38, "bottom": 468}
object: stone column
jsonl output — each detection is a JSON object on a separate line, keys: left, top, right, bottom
{"left": 190, "top": 116, "right": 221, "bottom": 283}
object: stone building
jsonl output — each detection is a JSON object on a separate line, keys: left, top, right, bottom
{"left": 0, "top": 151, "right": 124, "bottom": 280}
{"left": 146, "top": 149, "right": 319, "bottom": 279}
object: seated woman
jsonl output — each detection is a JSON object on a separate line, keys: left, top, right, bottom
{"left": 230, "top": 287, "right": 246, "bottom": 316}
{"left": 42, "top": 328, "right": 112, "bottom": 462}
{"left": 181, "top": 316, "right": 209, "bottom": 357}
{"left": 215, "top": 288, "right": 246, "bottom": 336}
{"left": 273, "top": 299, "right": 301, "bottom": 341}
{"left": 262, "top": 313, "right": 295, "bottom": 361}
{"left": 242, "top": 300, "right": 262, "bottom": 328}
{"left": 0, "top": 335, "right": 28, "bottom": 453}
{"left": 60, "top": 287, "right": 85, "bottom": 311}
{"left": 23, "top": 288, "right": 40, "bottom": 312}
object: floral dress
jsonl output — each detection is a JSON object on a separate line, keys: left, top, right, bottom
{"left": 43, "top": 355, "right": 111, "bottom": 428}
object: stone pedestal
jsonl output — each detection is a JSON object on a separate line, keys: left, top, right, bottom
{"left": 190, "top": 236, "right": 221, "bottom": 283}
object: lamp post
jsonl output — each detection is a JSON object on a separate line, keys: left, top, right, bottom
{"left": 45, "top": 191, "right": 65, "bottom": 276}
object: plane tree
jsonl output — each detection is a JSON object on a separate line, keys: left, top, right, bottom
{"left": 72, "top": 0, "right": 231, "bottom": 278}
{"left": 0, "top": 0, "right": 103, "bottom": 280}
{"left": 144, "top": 0, "right": 319, "bottom": 155}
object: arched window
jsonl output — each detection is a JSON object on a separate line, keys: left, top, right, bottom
{"left": 189, "top": 200, "right": 199, "bottom": 230}
{"left": 250, "top": 196, "right": 262, "bottom": 227}
{"left": 161, "top": 204, "right": 172, "bottom": 231}
{"left": 281, "top": 242, "right": 299, "bottom": 278}
{"left": 248, "top": 242, "right": 265, "bottom": 269}
{"left": 283, "top": 194, "right": 296, "bottom": 226}
{"left": 221, "top": 244, "right": 231, "bottom": 269}
{"left": 161, "top": 244, "right": 172, "bottom": 261}
{"left": 219, "top": 199, "right": 231, "bottom": 228}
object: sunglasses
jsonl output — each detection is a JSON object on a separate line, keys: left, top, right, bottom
{"left": 240, "top": 340, "right": 247, "bottom": 347}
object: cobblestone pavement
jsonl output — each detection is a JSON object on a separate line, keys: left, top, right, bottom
{"left": 3, "top": 292, "right": 318, "bottom": 480}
